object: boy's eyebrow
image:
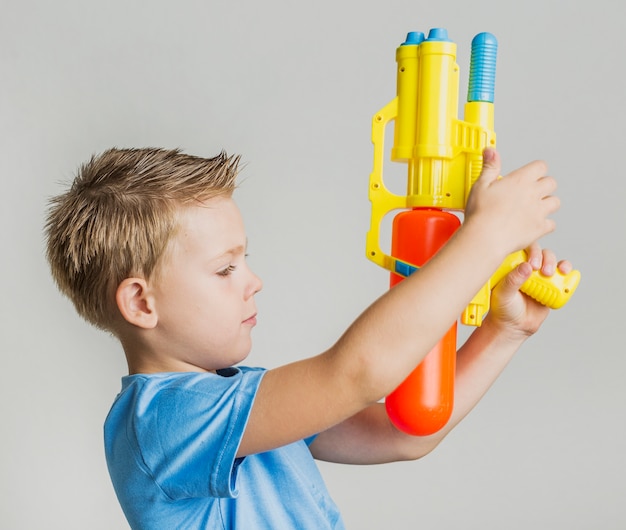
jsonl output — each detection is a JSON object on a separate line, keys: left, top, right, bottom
{"left": 211, "top": 239, "right": 248, "bottom": 261}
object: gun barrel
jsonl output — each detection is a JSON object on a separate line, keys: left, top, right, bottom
{"left": 468, "top": 32, "right": 498, "bottom": 103}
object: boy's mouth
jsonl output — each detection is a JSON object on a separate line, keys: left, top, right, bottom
{"left": 242, "top": 313, "right": 257, "bottom": 325}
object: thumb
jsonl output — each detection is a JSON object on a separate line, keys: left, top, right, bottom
{"left": 497, "top": 261, "right": 533, "bottom": 297}
{"left": 477, "top": 148, "right": 501, "bottom": 186}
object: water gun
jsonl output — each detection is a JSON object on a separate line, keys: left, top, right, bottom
{"left": 366, "top": 28, "right": 581, "bottom": 436}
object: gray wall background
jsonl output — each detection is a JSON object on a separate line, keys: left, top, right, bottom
{"left": 2, "top": 0, "right": 624, "bottom": 528}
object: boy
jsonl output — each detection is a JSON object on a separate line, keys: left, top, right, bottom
{"left": 45, "top": 146, "right": 571, "bottom": 529}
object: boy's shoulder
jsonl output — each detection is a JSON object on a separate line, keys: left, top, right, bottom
{"left": 105, "top": 366, "right": 267, "bottom": 459}
{"left": 117, "top": 366, "right": 266, "bottom": 400}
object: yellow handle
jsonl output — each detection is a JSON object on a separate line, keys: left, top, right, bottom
{"left": 463, "top": 250, "right": 581, "bottom": 326}
{"left": 497, "top": 250, "right": 581, "bottom": 309}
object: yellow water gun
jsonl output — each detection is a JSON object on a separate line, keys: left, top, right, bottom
{"left": 366, "top": 28, "right": 581, "bottom": 435}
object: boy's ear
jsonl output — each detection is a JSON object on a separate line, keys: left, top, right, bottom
{"left": 115, "top": 278, "right": 158, "bottom": 329}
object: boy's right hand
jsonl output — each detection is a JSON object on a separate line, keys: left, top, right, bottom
{"left": 464, "top": 148, "right": 560, "bottom": 256}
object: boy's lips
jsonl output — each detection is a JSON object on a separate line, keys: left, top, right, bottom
{"left": 243, "top": 313, "right": 257, "bottom": 325}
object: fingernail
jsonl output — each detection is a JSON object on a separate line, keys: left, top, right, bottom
{"left": 518, "top": 262, "right": 533, "bottom": 277}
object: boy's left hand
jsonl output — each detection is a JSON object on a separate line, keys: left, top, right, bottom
{"left": 488, "top": 243, "right": 573, "bottom": 339}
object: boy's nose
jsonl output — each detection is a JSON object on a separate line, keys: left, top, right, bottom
{"left": 247, "top": 270, "right": 263, "bottom": 298}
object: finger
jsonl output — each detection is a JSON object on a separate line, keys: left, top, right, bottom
{"left": 477, "top": 148, "right": 501, "bottom": 186}
{"left": 501, "top": 261, "right": 534, "bottom": 294}
{"left": 508, "top": 159, "right": 548, "bottom": 181}
{"left": 540, "top": 248, "right": 557, "bottom": 276}
{"left": 542, "top": 194, "right": 561, "bottom": 215}
{"left": 526, "top": 242, "right": 543, "bottom": 270}
{"left": 537, "top": 175, "right": 558, "bottom": 195}
{"left": 557, "top": 259, "right": 573, "bottom": 274}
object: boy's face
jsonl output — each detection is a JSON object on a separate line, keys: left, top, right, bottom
{"left": 148, "top": 196, "right": 262, "bottom": 372}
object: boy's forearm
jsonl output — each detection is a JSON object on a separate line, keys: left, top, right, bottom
{"left": 331, "top": 222, "right": 508, "bottom": 405}
{"left": 433, "top": 317, "right": 526, "bottom": 439}
{"left": 376, "top": 319, "right": 527, "bottom": 460}
{"left": 310, "top": 302, "right": 529, "bottom": 465}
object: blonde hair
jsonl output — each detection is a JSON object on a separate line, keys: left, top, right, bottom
{"left": 45, "top": 147, "right": 240, "bottom": 331}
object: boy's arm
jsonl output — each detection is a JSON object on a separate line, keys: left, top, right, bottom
{"left": 237, "top": 150, "right": 560, "bottom": 458}
{"left": 309, "top": 248, "right": 571, "bottom": 464}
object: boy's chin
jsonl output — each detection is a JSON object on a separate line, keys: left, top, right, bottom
{"left": 215, "top": 348, "right": 252, "bottom": 370}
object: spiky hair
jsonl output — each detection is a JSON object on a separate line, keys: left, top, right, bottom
{"left": 45, "top": 147, "right": 240, "bottom": 331}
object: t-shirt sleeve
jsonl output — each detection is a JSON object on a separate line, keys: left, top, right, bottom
{"left": 135, "top": 368, "right": 265, "bottom": 500}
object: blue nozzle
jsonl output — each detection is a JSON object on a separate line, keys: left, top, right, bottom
{"left": 401, "top": 28, "right": 452, "bottom": 46}
{"left": 426, "top": 28, "right": 451, "bottom": 42}
{"left": 402, "top": 31, "right": 425, "bottom": 46}
{"left": 468, "top": 32, "right": 498, "bottom": 103}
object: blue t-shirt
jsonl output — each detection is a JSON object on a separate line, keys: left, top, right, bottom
{"left": 104, "top": 367, "right": 345, "bottom": 529}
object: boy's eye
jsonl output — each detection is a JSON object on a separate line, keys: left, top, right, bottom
{"left": 217, "top": 265, "right": 237, "bottom": 277}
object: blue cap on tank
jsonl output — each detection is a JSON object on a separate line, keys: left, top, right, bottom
{"left": 426, "top": 28, "right": 451, "bottom": 42}
{"left": 402, "top": 31, "right": 425, "bottom": 46}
